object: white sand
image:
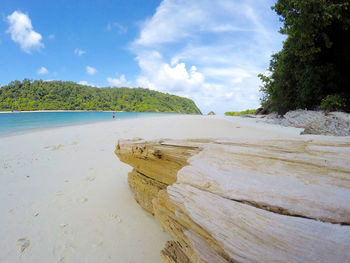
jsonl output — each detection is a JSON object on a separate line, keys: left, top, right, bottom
{"left": 0, "top": 115, "right": 303, "bottom": 263}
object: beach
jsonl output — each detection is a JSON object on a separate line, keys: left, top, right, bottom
{"left": 0, "top": 115, "right": 303, "bottom": 263}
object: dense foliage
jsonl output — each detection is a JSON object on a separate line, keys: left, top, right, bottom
{"left": 225, "top": 109, "right": 256, "bottom": 116}
{"left": 259, "top": 0, "right": 350, "bottom": 114}
{"left": 0, "top": 80, "right": 201, "bottom": 114}
{"left": 320, "top": 94, "right": 347, "bottom": 111}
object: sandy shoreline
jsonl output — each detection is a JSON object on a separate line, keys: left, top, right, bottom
{"left": 0, "top": 110, "right": 189, "bottom": 114}
{"left": 0, "top": 115, "right": 304, "bottom": 262}
{"left": 0, "top": 110, "right": 124, "bottom": 113}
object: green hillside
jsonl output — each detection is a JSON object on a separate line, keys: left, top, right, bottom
{"left": 0, "top": 80, "right": 201, "bottom": 114}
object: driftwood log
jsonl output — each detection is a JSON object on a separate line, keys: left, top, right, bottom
{"left": 115, "top": 137, "right": 350, "bottom": 263}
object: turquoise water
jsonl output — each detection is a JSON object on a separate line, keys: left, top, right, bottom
{"left": 0, "top": 111, "right": 172, "bottom": 137}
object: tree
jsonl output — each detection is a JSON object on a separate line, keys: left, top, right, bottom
{"left": 259, "top": 0, "right": 350, "bottom": 114}
{"left": 0, "top": 80, "right": 202, "bottom": 114}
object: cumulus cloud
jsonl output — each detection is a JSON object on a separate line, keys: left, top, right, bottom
{"left": 107, "top": 75, "right": 131, "bottom": 87}
{"left": 37, "top": 66, "right": 48, "bottom": 75}
{"left": 74, "top": 48, "right": 86, "bottom": 56}
{"left": 136, "top": 57, "right": 204, "bottom": 93}
{"left": 131, "top": 0, "right": 284, "bottom": 113}
{"left": 86, "top": 66, "right": 97, "bottom": 75}
{"left": 6, "top": 11, "right": 44, "bottom": 53}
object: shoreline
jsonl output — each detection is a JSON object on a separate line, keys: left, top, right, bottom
{"left": 0, "top": 118, "right": 115, "bottom": 139}
{"left": 0, "top": 110, "right": 126, "bottom": 114}
{"left": 0, "top": 112, "right": 191, "bottom": 138}
{"left": 0, "top": 114, "right": 184, "bottom": 139}
{"left": 0, "top": 110, "right": 197, "bottom": 114}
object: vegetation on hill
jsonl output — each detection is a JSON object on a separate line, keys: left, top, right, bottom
{"left": 0, "top": 80, "right": 202, "bottom": 114}
{"left": 259, "top": 0, "right": 350, "bottom": 114}
{"left": 225, "top": 109, "right": 256, "bottom": 116}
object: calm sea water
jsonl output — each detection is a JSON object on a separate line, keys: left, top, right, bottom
{"left": 0, "top": 111, "right": 173, "bottom": 137}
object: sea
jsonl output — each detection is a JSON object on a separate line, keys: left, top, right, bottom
{"left": 0, "top": 111, "right": 173, "bottom": 137}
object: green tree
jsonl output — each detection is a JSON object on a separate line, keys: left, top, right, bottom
{"left": 0, "top": 80, "right": 202, "bottom": 114}
{"left": 259, "top": 0, "right": 350, "bottom": 114}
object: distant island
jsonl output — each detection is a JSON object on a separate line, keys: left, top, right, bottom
{"left": 0, "top": 80, "right": 202, "bottom": 114}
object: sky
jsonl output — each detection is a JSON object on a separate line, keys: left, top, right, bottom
{"left": 0, "top": 0, "right": 285, "bottom": 114}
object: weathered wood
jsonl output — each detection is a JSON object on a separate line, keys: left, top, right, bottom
{"left": 115, "top": 137, "right": 350, "bottom": 263}
{"left": 176, "top": 138, "right": 350, "bottom": 224}
{"left": 167, "top": 183, "right": 350, "bottom": 263}
{"left": 161, "top": 241, "right": 191, "bottom": 263}
{"left": 115, "top": 138, "right": 202, "bottom": 185}
{"left": 154, "top": 190, "right": 232, "bottom": 263}
{"left": 128, "top": 169, "right": 167, "bottom": 214}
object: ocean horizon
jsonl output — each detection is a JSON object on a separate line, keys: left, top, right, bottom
{"left": 0, "top": 111, "right": 176, "bottom": 137}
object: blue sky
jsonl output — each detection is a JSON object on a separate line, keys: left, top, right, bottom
{"left": 0, "top": 0, "right": 284, "bottom": 114}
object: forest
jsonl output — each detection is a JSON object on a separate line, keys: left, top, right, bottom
{"left": 259, "top": 0, "right": 350, "bottom": 114}
{"left": 0, "top": 80, "right": 201, "bottom": 114}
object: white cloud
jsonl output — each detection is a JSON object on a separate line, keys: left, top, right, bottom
{"left": 37, "top": 66, "right": 48, "bottom": 75}
{"left": 74, "top": 48, "right": 86, "bottom": 56}
{"left": 132, "top": 0, "right": 284, "bottom": 114}
{"left": 209, "top": 24, "right": 250, "bottom": 33}
{"left": 48, "top": 34, "right": 55, "bottom": 40}
{"left": 203, "top": 68, "right": 252, "bottom": 84}
{"left": 137, "top": 60, "right": 204, "bottom": 93}
{"left": 78, "top": 80, "right": 95, "bottom": 87}
{"left": 106, "top": 22, "right": 127, "bottom": 34}
{"left": 86, "top": 66, "right": 97, "bottom": 75}
{"left": 107, "top": 75, "right": 131, "bottom": 87}
{"left": 6, "top": 11, "right": 44, "bottom": 53}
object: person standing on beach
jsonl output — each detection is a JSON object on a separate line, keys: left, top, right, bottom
{"left": 112, "top": 112, "right": 116, "bottom": 119}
